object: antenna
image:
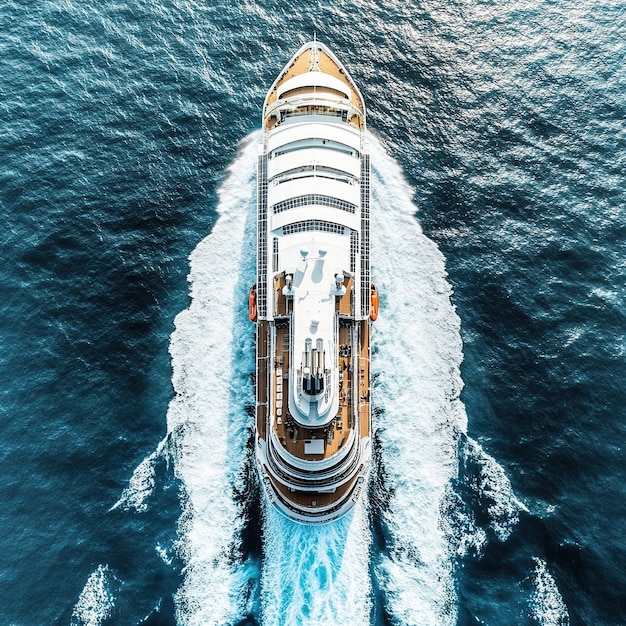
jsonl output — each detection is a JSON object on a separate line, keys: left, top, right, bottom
{"left": 311, "top": 35, "right": 320, "bottom": 72}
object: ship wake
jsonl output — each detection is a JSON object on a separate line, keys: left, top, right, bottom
{"left": 367, "top": 134, "right": 467, "bottom": 625}
{"left": 261, "top": 500, "right": 372, "bottom": 626}
{"left": 166, "top": 135, "right": 258, "bottom": 625}
{"left": 151, "top": 130, "right": 567, "bottom": 625}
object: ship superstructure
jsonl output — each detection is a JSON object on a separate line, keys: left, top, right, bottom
{"left": 251, "top": 41, "right": 376, "bottom": 523}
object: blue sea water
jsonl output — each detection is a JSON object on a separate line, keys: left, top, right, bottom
{"left": 1, "top": 1, "right": 624, "bottom": 625}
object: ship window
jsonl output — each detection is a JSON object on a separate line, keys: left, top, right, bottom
{"left": 283, "top": 107, "right": 346, "bottom": 121}
{"left": 282, "top": 220, "right": 345, "bottom": 236}
{"left": 272, "top": 194, "right": 357, "bottom": 214}
{"left": 350, "top": 230, "right": 359, "bottom": 274}
{"left": 272, "top": 237, "right": 279, "bottom": 272}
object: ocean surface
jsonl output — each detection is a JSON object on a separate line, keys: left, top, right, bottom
{"left": 1, "top": 1, "right": 624, "bottom": 624}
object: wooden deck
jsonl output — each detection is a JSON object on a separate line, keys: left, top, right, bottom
{"left": 263, "top": 45, "right": 365, "bottom": 131}
{"left": 358, "top": 320, "right": 370, "bottom": 441}
{"left": 255, "top": 270, "right": 371, "bottom": 516}
{"left": 272, "top": 470, "right": 363, "bottom": 510}
{"left": 271, "top": 323, "right": 352, "bottom": 460}
{"left": 264, "top": 274, "right": 369, "bottom": 462}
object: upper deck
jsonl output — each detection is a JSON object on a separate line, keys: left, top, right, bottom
{"left": 262, "top": 42, "right": 366, "bottom": 133}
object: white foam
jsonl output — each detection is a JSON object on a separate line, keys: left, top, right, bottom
{"left": 71, "top": 564, "right": 118, "bottom": 626}
{"left": 156, "top": 541, "right": 174, "bottom": 566}
{"left": 440, "top": 481, "right": 489, "bottom": 560}
{"left": 440, "top": 436, "right": 527, "bottom": 563}
{"left": 465, "top": 437, "right": 528, "bottom": 543}
{"left": 261, "top": 498, "right": 372, "bottom": 626}
{"left": 169, "top": 135, "right": 258, "bottom": 626}
{"left": 165, "top": 129, "right": 530, "bottom": 625}
{"left": 368, "top": 134, "right": 466, "bottom": 626}
{"left": 111, "top": 436, "right": 168, "bottom": 512}
{"left": 531, "top": 558, "right": 570, "bottom": 626}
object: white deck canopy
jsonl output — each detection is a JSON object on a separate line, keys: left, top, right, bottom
{"left": 267, "top": 147, "right": 360, "bottom": 181}
{"left": 267, "top": 121, "right": 361, "bottom": 154}
{"left": 277, "top": 72, "right": 352, "bottom": 100}
{"left": 268, "top": 177, "right": 360, "bottom": 208}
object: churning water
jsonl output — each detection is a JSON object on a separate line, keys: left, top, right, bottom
{"left": 1, "top": 0, "right": 624, "bottom": 624}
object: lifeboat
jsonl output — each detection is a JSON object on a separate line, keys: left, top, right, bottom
{"left": 248, "top": 284, "right": 257, "bottom": 322}
{"left": 370, "top": 284, "right": 379, "bottom": 321}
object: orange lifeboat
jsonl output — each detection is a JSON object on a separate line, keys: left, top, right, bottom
{"left": 248, "top": 284, "right": 257, "bottom": 322}
{"left": 370, "top": 284, "right": 379, "bottom": 321}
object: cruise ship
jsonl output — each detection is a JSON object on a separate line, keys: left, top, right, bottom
{"left": 250, "top": 41, "right": 377, "bottom": 523}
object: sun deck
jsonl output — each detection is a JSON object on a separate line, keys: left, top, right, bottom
{"left": 255, "top": 317, "right": 370, "bottom": 513}
{"left": 267, "top": 274, "right": 369, "bottom": 460}
{"left": 263, "top": 45, "right": 365, "bottom": 132}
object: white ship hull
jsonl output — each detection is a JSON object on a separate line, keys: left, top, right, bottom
{"left": 252, "top": 41, "right": 375, "bottom": 523}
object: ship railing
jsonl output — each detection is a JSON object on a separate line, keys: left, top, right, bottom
{"left": 266, "top": 464, "right": 367, "bottom": 520}
{"left": 267, "top": 424, "right": 359, "bottom": 478}
{"left": 257, "top": 154, "right": 268, "bottom": 318}
{"left": 359, "top": 153, "right": 370, "bottom": 318}
{"left": 265, "top": 439, "right": 362, "bottom": 491}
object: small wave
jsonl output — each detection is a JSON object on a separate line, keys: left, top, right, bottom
{"left": 71, "top": 564, "right": 119, "bottom": 626}
{"left": 110, "top": 436, "right": 169, "bottom": 512}
{"left": 530, "top": 558, "right": 570, "bottom": 626}
{"left": 440, "top": 480, "right": 489, "bottom": 560}
{"left": 441, "top": 433, "right": 528, "bottom": 573}
{"left": 169, "top": 134, "right": 259, "bottom": 625}
{"left": 156, "top": 541, "right": 175, "bottom": 566}
{"left": 463, "top": 437, "right": 528, "bottom": 544}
